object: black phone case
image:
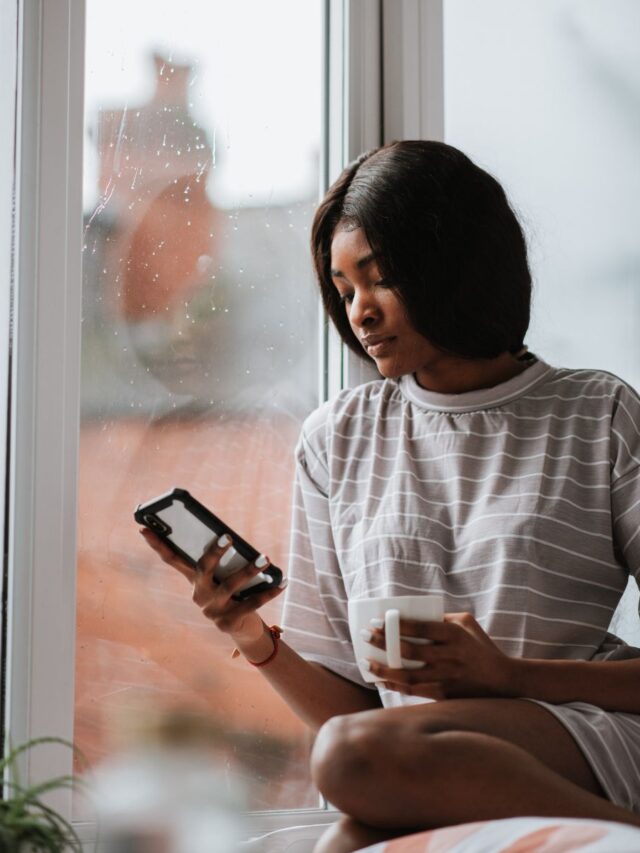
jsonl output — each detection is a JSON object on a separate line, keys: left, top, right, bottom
{"left": 134, "top": 487, "right": 283, "bottom": 600}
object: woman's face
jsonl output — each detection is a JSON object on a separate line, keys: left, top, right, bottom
{"left": 330, "top": 226, "right": 445, "bottom": 382}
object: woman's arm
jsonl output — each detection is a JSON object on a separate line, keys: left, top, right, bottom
{"left": 364, "top": 612, "right": 640, "bottom": 714}
{"left": 235, "top": 620, "right": 382, "bottom": 732}
{"left": 512, "top": 657, "right": 640, "bottom": 714}
{"left": 142, "top": 527, "right": 381, "bottom": 732}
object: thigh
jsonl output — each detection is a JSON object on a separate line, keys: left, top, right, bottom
{"left": 367, "top": 698, "right": 606, "bottom": 799}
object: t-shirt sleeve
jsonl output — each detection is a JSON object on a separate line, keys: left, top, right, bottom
{"left": 610, "top": 383, "right": 640, "bottom": 601}
{"left": 281, "top": 419, "right": 374, "bottom": 689}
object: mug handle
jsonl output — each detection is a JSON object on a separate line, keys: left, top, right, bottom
{"left": 385, "top": 608, "right": 402, "bottom": 669}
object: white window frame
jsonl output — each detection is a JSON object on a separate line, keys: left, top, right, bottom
{"left": 0, "top": 0, "right": 19, "bottom": 741}
{"left": 5, "top": 0, "right": 85, "bottom": 819}
{"left": 340, "top": 0, "right": 444, "bottom": 389}
{"left": 4, "top": 0, "right": 443, "bottom": 840}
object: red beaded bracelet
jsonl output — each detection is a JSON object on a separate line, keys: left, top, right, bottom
{"left": 232, "top": 625, "right": 283, "bottom": 667}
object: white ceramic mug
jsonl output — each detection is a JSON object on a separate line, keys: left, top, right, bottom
{"left": 348, "top": 595, "right": 444, "bottom": 683}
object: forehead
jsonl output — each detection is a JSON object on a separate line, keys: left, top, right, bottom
{"left": 330, "top": 226, "right": 374, "bottom": 269}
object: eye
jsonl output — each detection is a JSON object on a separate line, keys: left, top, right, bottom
{"left": 338, "top": 292, "right": 354, "bottom": 305}
{"left": 375, "top": 278, "right": 394, "bottom": 289}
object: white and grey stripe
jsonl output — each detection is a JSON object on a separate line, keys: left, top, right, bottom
{"left": 282, "top": 357, "right": 640, "bottom": 812}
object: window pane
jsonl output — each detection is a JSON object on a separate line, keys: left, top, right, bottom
{"left": 77, "top": 0, "right": 322, "bottom": 815}
{"left": 444, "top": 0, "right": 640, "bottom": 642}
{"left": 444, "top": 0, "right": 640, "bottom": 384}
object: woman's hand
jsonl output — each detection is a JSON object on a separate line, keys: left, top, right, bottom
{"left": 362, "top": 612, "right": 517, "bottom": 700}
{"left": 139, "top": 528, "right": 286, "bottom": 645}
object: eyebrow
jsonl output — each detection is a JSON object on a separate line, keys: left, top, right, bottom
{"left": 330, "top": 252, "right": 380, "bottom": 279}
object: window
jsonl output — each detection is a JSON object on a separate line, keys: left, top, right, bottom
{"left": 0, "top": 1, "right": 17, "bottom": 742}
{"left": 77, "top": 0, "right": 322, "bottom": 814}
{"left": 5, "top": 0, "right": 384, "bottom": 838}
{"left": 444, "top": 0, "right": 640, "bottom": 382}
{"left": 443, "top": 0, "right": 640, "bottom": 642}
{"left": 8, "top": 0, "right": 637, "bottom": 840}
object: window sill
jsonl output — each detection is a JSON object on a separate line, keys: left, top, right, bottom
{"left": 73, "top": 807, "right": 341, "bottom": 851}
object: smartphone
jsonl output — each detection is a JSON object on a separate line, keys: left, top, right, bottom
{"left": 134, "top": 487, "right": 283, "bottom": 600}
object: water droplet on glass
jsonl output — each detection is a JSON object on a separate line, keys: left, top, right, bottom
{"left": 196, "top": 255, "right": 212, "bottom": 275}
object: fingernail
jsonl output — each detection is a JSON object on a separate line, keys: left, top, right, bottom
{"left": 255, "top": 554, "right": 269, "bottom": 568}
{"left": 359, "top": 628, "right": 373, "bottom": 642}
{"left": 279, "top": 577, "right": 288, "bottom": 589}
{"left": 359, "top": 659, "right": 371, "bottom": 672}
{"left": 218, "top": 534, "right": 231, "bottom": 547}
{"left": 369, "top": 617, "right": 384, "bottom": 629}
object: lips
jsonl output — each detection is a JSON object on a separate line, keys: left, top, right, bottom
{"left": 361, "top": 336, "right": 396, "bottom": 357}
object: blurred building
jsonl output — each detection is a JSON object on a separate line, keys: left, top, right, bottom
{"left": 82, "top": 50, "right": 317, "bottom": 420}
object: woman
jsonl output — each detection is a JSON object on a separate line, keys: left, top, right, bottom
{"left": 142, "top": 140, "right": 640, "bottom": 852}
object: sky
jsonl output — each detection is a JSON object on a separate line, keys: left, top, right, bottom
{"left": 83, "top": 0, "right": 323, "bottom": 209}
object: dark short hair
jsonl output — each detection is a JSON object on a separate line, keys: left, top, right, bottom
{"left": 311, "top": 140, "right": 532, "bottom": 361}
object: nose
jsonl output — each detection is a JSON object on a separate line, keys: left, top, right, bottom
{"left": 349, "top": 289, "right": 380, "bottom": 329}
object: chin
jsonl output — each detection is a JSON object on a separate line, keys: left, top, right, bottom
{"left": 374, "top": 358, "right": 407, "bottom": 379}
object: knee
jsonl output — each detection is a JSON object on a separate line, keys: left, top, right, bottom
{"left": 310, "top": 711, "right": 391, "bottom": 810}
{"left": 312, "top": 816, "right": 381, "bottom": 853}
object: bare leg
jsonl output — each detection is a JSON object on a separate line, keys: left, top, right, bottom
{"left": 311, "top": 699, "right": 640, "bottom": 852}
{"left": 313, "top": 817, "right": 401, "bottom": 853}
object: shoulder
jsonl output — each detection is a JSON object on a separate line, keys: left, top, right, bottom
{"left": 298, "top": 379, "right": 400, "bottom": 455}
{"left": 534, "top": 365, "right": 640, "bottom": 413}
{"left": 302, "top": 379, "right": 396, "bottom": 436}
{"left": 538, "top": 365, "right": 640, "bottom": 480}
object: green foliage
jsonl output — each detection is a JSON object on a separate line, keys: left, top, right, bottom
{"left": 0, "top": 737, "right": 86, "bottom": 852}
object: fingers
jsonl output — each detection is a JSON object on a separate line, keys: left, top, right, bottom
{"left": 141, "top": 525, "right": 285, "bottom": 631}
{"left": 365, "top": 614, "right": 475, "bottom": 643}
{"left": 196, "top": 532, "right": 234, "bottom": 578}
{"left": 444, "top": 612, "right": 494, "bottom": 645}
{"left": 203, "top": 580, "right": 285, "bottom": 630}
{"left": 212, "top": 555, "right": 273, "bottom": 601}
{"left": 360, "top": 627, "right": 452, "bottom": 686}
{"left": 382, "top": 680, "right": 446, "bottom": 701}
{"left": 195, "top": 535, "right": 273, "bottom": 595}
{"left": 396, "top": 617, "right": 458, "bottom": 642}
{"left": 367, "top": 655, "right": 453, "bottom": 687}
{"left": 361, "top": 620, "right": 450, "bottom": 663}
{"left": 139, "top": 527, "right": 196, "bottom": 583}
{"left": 362, "top": 625, "right": 447, "bottom": 662}
{"left": 193, "top": 546, "right": 282, "bottom": 618}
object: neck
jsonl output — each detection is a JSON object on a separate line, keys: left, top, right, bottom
{"left": 414, "top": 351, "right": 530, "bottom": 395}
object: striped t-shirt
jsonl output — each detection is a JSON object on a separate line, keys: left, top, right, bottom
{"left": 281, "top": 356, "right": 640, "bottom": 812}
